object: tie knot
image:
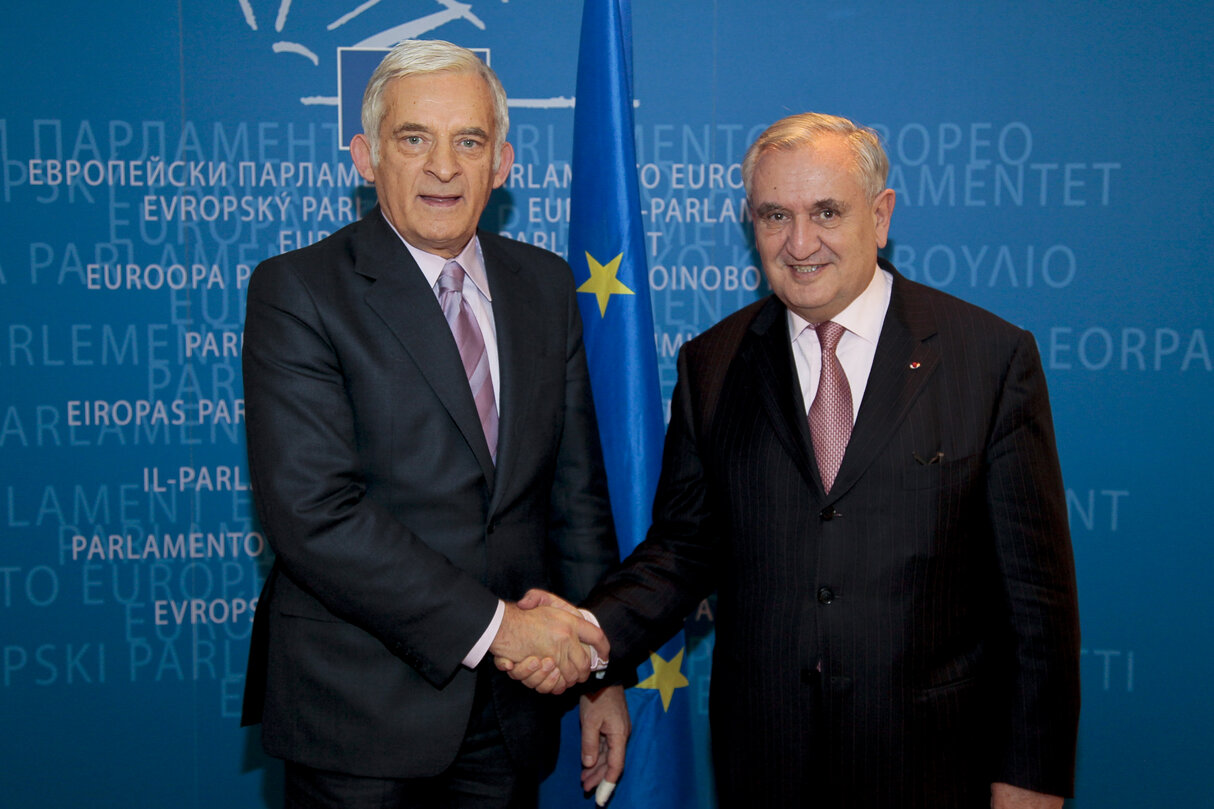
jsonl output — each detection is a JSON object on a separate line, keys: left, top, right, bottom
{"left": 439, "top": 259, "right": 466, "bottom": 294}
{"left": 815, "top": 321, "right": 846, "bottom": 352}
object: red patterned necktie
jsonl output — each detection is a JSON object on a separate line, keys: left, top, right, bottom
{"left": 808, "top": 321, "right": 852, "bottom": 493}
{"left": 438, "top": 260, "right": 498, "bottom": 461}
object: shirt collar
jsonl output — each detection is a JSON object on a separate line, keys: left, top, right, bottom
{"left": 786, "top": 264, "right": 892, "bottom": 346}
{"left": 380, "top": 213, "right": 492, "bottom": 301}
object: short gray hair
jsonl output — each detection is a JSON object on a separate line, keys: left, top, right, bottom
{"left": 360, "top": 39, "right": 510, "bottom": 168}
{"left": 741, "top": 112, "right": 889, "bottom": 202}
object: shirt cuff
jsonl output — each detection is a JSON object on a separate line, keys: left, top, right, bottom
{"left": 580, "top": 608, "right": 609, "bottom": 672}
{"left": 462, "top": 599, "right": 505, "bottom": 669}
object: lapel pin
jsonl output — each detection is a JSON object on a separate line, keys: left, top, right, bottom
{"left": 908, "top": 361, "right": 921, "bottom": 370}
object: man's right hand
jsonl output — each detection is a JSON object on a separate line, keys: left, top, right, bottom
{"left": 489, "top": 589, "right": 609, "bottom": 695}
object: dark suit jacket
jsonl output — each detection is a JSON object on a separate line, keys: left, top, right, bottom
{"left": 586, "top": 261, "right": 1080, "bottom": 807}
{"left": 240, "top": 207, "right": 617, "bottom": 779}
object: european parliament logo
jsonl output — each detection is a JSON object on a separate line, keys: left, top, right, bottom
{"left": 238, "top": 0, "right": 489, "bottom": 111}
{"left": 231, "top": 0, "right": 584, "bottom": 148}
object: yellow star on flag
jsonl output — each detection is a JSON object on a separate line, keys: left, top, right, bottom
{"left": 577, "top": 251, "right": 634, "bottom": 317}
{"left": 635, "top": 646, "right": 690, "bottom": 711}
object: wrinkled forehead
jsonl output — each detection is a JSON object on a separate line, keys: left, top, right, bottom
{"left": 753, "top": 139, "right": 864, "bottom": 192}
{"left": 772, "top": 134, "right": 860, "bottom": 171}
{"left": 381, "top": 71, "right": 495, "bottom": 118}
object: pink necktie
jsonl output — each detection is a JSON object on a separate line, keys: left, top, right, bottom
{"left": 808, "top": 321, "right": 852, "bottom": 493}
{"left": 438, "top": 260, "right": 498, "bottom": 461}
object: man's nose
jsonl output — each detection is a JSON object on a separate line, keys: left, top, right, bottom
{"left": 426, "top": 142, "right": 460, "bottom": 181}
{"left": 785, "top": 217, "right": 822, "bottom": 259}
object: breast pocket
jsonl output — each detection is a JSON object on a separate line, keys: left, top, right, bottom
{"left": 902, "top": 452, "right": 981, "bottom": 490}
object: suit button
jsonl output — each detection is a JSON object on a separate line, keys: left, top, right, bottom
{"left": 817, "top": 587, "right": 835, "bottom": 605}
{"left": 819, "top": 507, "right": 840, "bottom": 521}
{"left": 486, "top": 520, "right": 496, "bottom": 535}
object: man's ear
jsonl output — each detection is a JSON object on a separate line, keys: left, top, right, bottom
{"left": 492, "top": 141, "right": 515, "bottom": 190}
{"left": 350, "top": 134, "right": 376, "bottom": 184}
{"left": 872, "top": 188, "right": 896, "bottom": 248}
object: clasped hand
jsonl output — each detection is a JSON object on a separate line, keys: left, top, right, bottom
{"left": 489, "top": 588, "right": 607, "bottom": 695}
{"left": 492, "top": 590, "right": 628, "bottom": 803}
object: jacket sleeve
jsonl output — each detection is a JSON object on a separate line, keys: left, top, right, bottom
{"left": 985, "top": 329, "right": 1081, "bottom": 796}
{"left": 585, "top": 343, "right": 719, "bottom": 669}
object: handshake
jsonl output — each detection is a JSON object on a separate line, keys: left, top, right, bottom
{"left": 489, "top": 589, "right": 628, "bottom": 805}
{"left": 489, "top": 588, "right": 608, "bottom": 695}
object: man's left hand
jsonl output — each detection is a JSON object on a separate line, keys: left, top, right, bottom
{"left": 579, "top": 685, "right": 630, "bottom": 802}
{"left": 991, "top": 782, "right": 1064, "bottom": 809}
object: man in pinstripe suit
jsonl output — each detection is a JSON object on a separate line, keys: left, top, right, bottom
{"left": 508, "top": 113, "right": 1080, "bottom": 808}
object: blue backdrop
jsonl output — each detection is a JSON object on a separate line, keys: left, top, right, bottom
{"left": 1, "top": 1, "right": 1210, "bottom": 806}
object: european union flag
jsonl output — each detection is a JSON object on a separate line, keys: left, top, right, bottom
{"left": 567, "top": 6, "right": 662, "bottom": 541}
{"left": 539, "top": 1, "right": 707, "bottom": 807}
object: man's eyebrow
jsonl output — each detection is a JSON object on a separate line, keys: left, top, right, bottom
{"left": 391, "top": 123, "right": 489, "bottom": 140}
{"left": 753, "top": 201, "right": 787, "bottom": 217}
{"left": 811, "top": 197, "right": 849, "bottom": 213}
{"left": 753, "top": 198, "right": 851, "bottom": 217}
{"left": 391, "top": 122, "right": 431, "bottom": 137}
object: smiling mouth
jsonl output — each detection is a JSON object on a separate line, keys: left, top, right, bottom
{"left": 791, "top": 264, "right": 825, "bottom": 274}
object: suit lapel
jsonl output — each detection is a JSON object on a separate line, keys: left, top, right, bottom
{"left": 480, "top": 234, "right": 534, "bottom": 510}
{"left": 356, "top": 211, "right": 497, "bottom": 489}
{"left": 829, "top": 268, "right": 939, "bottom": 499}
{"left": 741, "top": 297, "right": 822, "bottom": 492}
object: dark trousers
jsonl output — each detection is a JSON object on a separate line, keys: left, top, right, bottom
{"left": 284, "top": 672, "right": 537, "bottom": 809}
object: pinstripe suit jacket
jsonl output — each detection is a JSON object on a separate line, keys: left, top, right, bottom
{"left": 586, "top": 261, "right": 1080, "bottom": 807}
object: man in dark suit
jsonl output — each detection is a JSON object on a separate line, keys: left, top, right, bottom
{"left": 240, "top": 40, "right": 629, "bottom": 808}
{"left": 507, "top": 113, "right": 1080, "bottom": 808}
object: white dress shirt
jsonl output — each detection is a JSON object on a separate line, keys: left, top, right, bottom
{"left": 788, "top": 265, "right": 893, "bottom": 422}
{"left": 401, "top": 237, "right": 502, "bottom": 407}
